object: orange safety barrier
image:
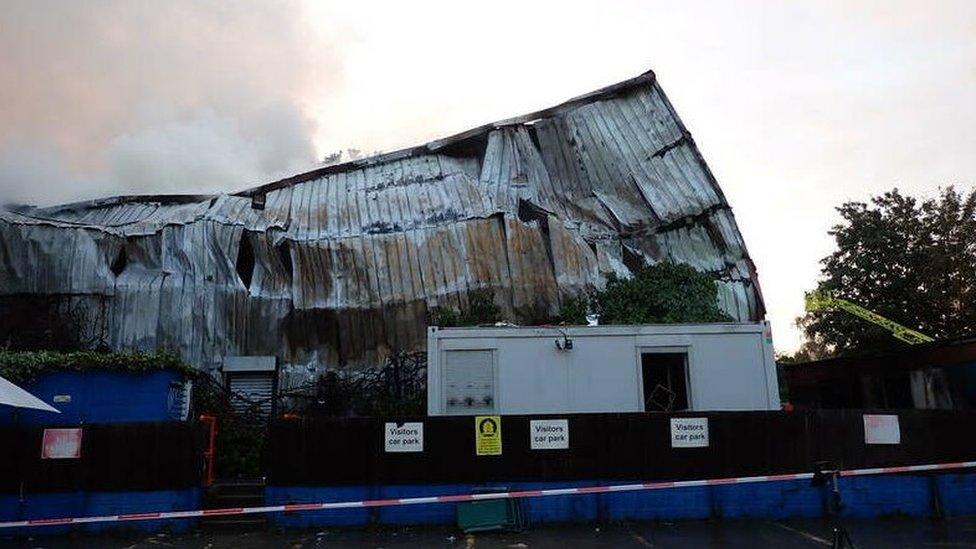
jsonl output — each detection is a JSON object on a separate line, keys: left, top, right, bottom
{"left": 198, "top": 415, "right": 217, "bottom": 487}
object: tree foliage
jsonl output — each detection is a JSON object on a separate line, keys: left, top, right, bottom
{"left": 798, "top": 186, "right": 976, "bottom": 356}
{"left": 560, "top": 262, "right": 732, "bottom": 325}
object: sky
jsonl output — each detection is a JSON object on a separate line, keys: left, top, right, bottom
{"left": 0, "top": 0, "right": 974, "bottom": 351}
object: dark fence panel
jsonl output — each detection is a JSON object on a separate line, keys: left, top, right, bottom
{"left": 0, "top": 422, "right": 203, "bottom": 494}
{"left": 268, "top": 410, "right": 976, "bottom": 486}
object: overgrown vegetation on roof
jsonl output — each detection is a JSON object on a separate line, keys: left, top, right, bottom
{"left": 0, "top": 349, "right": 194, "bottom": 384}
{"left": 559, "top": 262, "right": 732, "bottom": 325}
{"left": 428, "top": 288, "right": 503, "bottom": 327}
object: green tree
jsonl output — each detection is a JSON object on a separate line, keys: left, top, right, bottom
{"left": 799, "top": 186, "right": 976, "bottom": 356}
{"left": 559, "top": 262, "right": 732, "bottom": 325}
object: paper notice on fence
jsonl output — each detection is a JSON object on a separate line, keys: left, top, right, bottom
{"left": 42, "top": 428, "right": 83, "bottom": 459}
{"left": 863, "top": 414, "right": 900, "bottom": 445}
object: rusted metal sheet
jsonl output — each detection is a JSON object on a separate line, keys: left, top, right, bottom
{"left": 0, "top": 69, "right": 764, "bottom": 381}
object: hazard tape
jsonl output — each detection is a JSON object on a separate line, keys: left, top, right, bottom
{"left": 2, "top": 460, "right": 974, "bottom": 530}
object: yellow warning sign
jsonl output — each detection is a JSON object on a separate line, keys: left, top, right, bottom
{"left": 475, "top": 415, "right": 502, "bottom": 456}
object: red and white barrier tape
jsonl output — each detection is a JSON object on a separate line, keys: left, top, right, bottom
{"left": 3, "top": 460, "right": 974, "bottom": 529}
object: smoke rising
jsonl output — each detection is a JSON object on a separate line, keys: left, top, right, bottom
{"left": 0, "top": 0, "right": 336, "bottom": 205}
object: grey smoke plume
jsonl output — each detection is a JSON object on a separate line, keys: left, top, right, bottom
{"left": 0, "top": 0, "right": 337, "bottom": 205}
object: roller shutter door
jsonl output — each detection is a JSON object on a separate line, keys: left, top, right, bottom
{"left": 444, "top": 349, "right": 495, "bottom": 414}
{"left": 228, "top": 373, "right": 274, "bottom": 418}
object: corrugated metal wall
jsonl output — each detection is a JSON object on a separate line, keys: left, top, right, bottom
{"left": 0, "top": 71, "right": 763, "bottom": 385}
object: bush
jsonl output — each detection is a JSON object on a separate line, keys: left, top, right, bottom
{"left": 559, "top": 262, "right": 731, "bottom": 325}
{"left": 428, "top": 288, "right": 501, "bottom": 327}
{"left": 0, "top": 349, "right": 193, "bottom": 384}
{"left": 557, "top": 294, "right": 590, "bottom": 325}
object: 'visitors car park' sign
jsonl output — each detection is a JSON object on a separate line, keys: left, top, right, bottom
{"left": 384, "top": 422, "right": 424, "bottom": 452}
{"left": 670, "top": 417, "right": 709, "bottom": 448}
{"left": 530, "top": 419, "right": 569, "bottom": 450}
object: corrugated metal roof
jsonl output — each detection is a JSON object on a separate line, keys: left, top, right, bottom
{"left": 0, "top": 69, "right": 764, "bottom": 380}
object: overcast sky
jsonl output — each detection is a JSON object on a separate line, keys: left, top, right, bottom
{"left": 1, "top": 0, "right": 974, "bottom": 351}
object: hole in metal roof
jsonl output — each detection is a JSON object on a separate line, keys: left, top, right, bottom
{"left": 276, "top": 241, "right": 292, "bottom": 280}
{"left": 236, "top": 233, "right": 255, "bottom": 290}
{"left": 110, "top": 247, "right": 127, "bottom": 277}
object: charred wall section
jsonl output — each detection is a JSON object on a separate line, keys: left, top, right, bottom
{"left": 0, "top": 71, "right": 763, "bottom": 383}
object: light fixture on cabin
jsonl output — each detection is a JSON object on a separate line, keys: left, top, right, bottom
{"left": 554, "top": 328, "right": 573, "bottom": 351}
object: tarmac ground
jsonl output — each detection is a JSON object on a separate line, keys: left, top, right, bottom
{"left": 4, "top": 517, "right": 976, "bottom": 548}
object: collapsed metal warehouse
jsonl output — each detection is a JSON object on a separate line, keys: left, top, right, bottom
{"left": 0, "top": 70, "right": 764, "bottom": 387}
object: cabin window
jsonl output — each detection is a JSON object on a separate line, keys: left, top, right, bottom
{"left": 641, "top": 352, "right": 689, "bottom": 412}
{"left": 879, "top": 373, "right": 913, "bottom": 409}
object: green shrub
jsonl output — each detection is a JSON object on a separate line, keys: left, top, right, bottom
{"left": 558, "top": 262, "right": 731, "bottom": 325}
{"left": 0, "top": 349, "right": 193, "bottom": 384}
{"left": 557, "top": 294, "right": 590, "bottom": 325}
{"left": 429, "top": 288, "right": 501, "bottom": 327}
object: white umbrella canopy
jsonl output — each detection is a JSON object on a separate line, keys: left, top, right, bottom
{"left": 0, "top": 375, "right": 60, "bottom": 413}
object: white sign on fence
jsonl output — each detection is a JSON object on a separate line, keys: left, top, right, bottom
{"left": 530, "top": 419, "right": 569, "bottom": 450}
{"left": 863, "top": 414, "right": 900, "bottom": 445}
{"left": 384, "top": 422, "right": 424, "bottom": 453}
{"left": 670, "top": 417, "right": 709, "bottom": 448}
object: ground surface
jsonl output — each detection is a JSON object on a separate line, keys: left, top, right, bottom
{"left": 3, "top": 518, "right": 976, "bottom": 548}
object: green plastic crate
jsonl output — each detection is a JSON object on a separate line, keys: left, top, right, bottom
{"left": 457, "top": 498, "right": 517, "bottom": 532}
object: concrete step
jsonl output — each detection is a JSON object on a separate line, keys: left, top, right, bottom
{"left": 200, "top": 479, "right": 267, "bottom": 531}
{"left": 206, "top": 480, "right": 266, "bottom": 497}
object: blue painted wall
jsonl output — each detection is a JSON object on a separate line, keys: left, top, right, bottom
{"left": 0, "top": 370, "right": 184, "bottom": 426}
{"left": 266, "top": 472, "right": 976, "bottom": 528}
{"left": 2, "top": 473, "right": 975, "bottom": 536}
{"left": 0, "top": 488, "right": 200, "bottom": 536}
{"left": 936, "top": 473, "right": 976, "bottom": 516}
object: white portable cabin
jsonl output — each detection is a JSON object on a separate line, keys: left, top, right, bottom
{"left": 427, "top": 322, "right": 780, "bottom": 416}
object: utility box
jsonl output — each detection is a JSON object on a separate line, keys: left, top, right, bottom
{"left": 427, "top": 323, "right": 780, "bottom": 416}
